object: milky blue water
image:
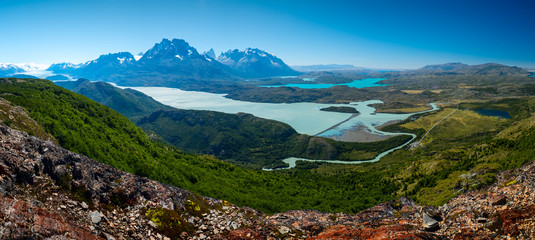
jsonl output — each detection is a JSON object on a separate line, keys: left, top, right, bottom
{"left": 126, "top": 86, "right": 434, "bottom": 137}
{"left": 261, "top": 78, "right": 388, "bottom": 89}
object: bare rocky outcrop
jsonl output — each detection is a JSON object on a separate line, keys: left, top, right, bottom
{"left": 0, "top": 124, "right": 258, "bottom": 239}
{"left": 2, "top": 123, "right": 535, "bottom": 239}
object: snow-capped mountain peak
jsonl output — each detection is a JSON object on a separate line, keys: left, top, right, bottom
{"left": 139, "top": 38, "right": 205, "bottom": 65}
{"left": 217, "top": 48, "right": 299, "bottom": 78}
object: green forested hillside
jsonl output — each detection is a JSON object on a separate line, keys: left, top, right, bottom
{"left": 55, "top": 79, "right": 172, "bottom": 120}
{"left": 137, "top": 109, "right": 297, "bottom": 168}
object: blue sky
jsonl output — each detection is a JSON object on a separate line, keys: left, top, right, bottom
{"left": 1, "top": 0, "right": 533, "bottom": 69}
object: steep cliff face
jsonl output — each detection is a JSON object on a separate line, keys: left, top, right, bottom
{"left": 2, "top": 122, "right": 535, "bottom": 239}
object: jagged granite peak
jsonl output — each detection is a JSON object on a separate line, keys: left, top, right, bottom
{"left": 139, "top": 38, "right": 203, "bottom": 64}
{"left": 217, "top": 48, "right": 299, "bottom": 78}
{"left": 203, "top": 48, "right": 216, "bottom": 60}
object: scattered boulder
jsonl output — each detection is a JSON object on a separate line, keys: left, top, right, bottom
{"left": 422, "top": 212, "right": 439, "bottom": 231}
{"left": 278, "top": 225, "right": 291, "bottom": 235}
{"left": 88, "top": 211, "right": 102, "bottom": 224}
{"left": 491, "top": 195, "right": 507, "bottom": 206}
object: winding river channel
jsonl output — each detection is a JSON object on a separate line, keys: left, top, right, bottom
{"left": 262, "top": 103, "right": 438, "bottom": 170}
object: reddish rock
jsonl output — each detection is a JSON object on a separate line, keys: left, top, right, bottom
{"left": 491, "top": 195, "right": 507, "bottom": 206}
{"left": 226, "top": 228, "right": 266, "bottom": 239}
{"left": 0, "top": 195, "right": 101, "bottom": 239}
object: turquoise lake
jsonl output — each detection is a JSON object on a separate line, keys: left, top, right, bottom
{"left": 261, "top": 78, "right": 388, "bottom": 89}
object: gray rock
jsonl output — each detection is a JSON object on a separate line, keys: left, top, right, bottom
{"left": 81, "top": 201, "right": 88, "bottom": 209}
{"left": 278, "top": 225, "right": 291, "bottom": 235}
{"left": 422, "top": 212, "right": 439, "bottom": 231}
{"left": 104, "top": 233, "right": 116, "bottom": 240}
{"left": 148, "top": 220, "right": 157, "bottom": 229}
{"left": 88, "top": 210, "right": 102, "bottom": 224}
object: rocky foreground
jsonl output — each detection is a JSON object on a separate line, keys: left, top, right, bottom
{"left": 1, "top": 124, "right": 535, "bottom": 239}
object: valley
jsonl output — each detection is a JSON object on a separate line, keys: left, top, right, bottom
{"left": 2, "top": 0, "right": 534, "bottom": 238}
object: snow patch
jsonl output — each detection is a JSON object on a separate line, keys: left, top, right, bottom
{"left": 117, "top": 57, "right": 126, "bottom": 64}
{"left": 175, "top": 55, "right": 183, "bottom": 60}
{"left": 133, "top": 55, "right": 142, "bottom": 61}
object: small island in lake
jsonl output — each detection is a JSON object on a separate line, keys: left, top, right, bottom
{"left": 320, "top": 106, "right": 360, "bottom": 113}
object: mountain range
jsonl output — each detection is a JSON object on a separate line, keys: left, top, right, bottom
{"left": 0, "top": 63, "right": 47, "bottom": 76}
{"left": 45, "top": 38, "right": 299, "bottom": 87}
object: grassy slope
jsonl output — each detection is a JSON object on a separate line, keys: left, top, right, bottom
{"left": 307, "top": 97, "right": 535, "bottom": 207}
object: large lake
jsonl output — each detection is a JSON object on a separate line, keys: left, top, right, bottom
{"left": 126, "top": 86, "right": 436, "bottom": 138}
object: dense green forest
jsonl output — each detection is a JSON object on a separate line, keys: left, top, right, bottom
{"left": 3, "top": 78, "right": 535, "bottom": 214}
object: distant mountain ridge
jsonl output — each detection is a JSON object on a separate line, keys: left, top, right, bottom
{"left": 46, "top": 38, "right": 299, "bottom": 85}
{"left": 412, "top": 62, "right": 529, "bottom": 76}
{"left": 292, "top": 64, "right": 364, "bottom": 72}
{"left": 0, "top": 63, "right": 47, "bottom": 76}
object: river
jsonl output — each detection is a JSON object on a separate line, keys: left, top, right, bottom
{"left": 263, "top": 103, "right": 438, "bottom": 170}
